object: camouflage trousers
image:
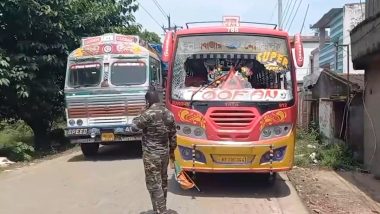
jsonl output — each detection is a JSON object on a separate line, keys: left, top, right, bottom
{"left": 143, "top": 153, "right": 169, "bottom": 214}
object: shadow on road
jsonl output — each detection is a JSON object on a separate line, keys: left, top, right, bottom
{"left": 139, "top": 209, "right": 178, "bottom": 214}
{"left": 168, "top": 172, "right": 291, "bottom": 199}
{"left": 337, "top": 170, "right": 380, "bottom": 203}
{"left": 67, "top": 142, "right": 142, "bottom": 162}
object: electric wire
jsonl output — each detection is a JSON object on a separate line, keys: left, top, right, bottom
{"left": 270, "top": 1, "right": 278, "bottom": 22}
{"left": 362, "top": 82, "right": 377, "bottom": 166}
{"left": 282, "top": 0, "right": 293, "bottom": 25}
{"left": 283, "top": 0, "right": 297, "bottom": 29}
{"left": 286, "top": 0, "right": 302, "bottom": 32}
{"left": 152, "top": 0, "right": 168, "bottom": 18}
{"left": 300, "top": 4, "right": 310, "bottom": 34}
{"left": 137, "top": 2, "right": 165, "bottom": 31}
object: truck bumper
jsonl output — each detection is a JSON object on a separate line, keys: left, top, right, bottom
{"left": 65, "top": 126, "right": 141, "bottom": 144}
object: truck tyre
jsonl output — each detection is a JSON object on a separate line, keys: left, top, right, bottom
{"left": 81, "top": 143, "right": 99, "bottom": 157}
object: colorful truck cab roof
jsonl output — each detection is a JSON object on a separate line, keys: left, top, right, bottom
{"left": 68, "top": 33, "right": 160, "bottom": 60}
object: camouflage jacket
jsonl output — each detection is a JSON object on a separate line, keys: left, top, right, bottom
{"left": 132, "top": 103, "right": 177, "bottom": 156}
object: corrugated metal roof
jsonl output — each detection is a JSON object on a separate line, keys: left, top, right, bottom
{"left": 337, "top": 73, "right": 365, "bottom": 89}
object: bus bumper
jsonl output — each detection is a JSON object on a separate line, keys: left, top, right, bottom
{"left": 174, "top": 130, "right": 295, "bottom": 173}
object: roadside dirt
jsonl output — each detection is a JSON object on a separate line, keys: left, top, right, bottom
{"left": 0, "top": 145, "right": 80, "bottom": 173}
{"left": 288, "top": 167, "right": 380, "bottom": 214}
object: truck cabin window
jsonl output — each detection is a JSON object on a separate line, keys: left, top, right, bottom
{"left": 69, "top": 64, "right": 101, "bottom": 87}
{"left": 111, "top": 62, "right": 147, "bottom": 86}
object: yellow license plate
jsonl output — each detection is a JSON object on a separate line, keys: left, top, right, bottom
{"left": 101, "top": 133, "right": 115, "bottom": 142}
{"left": 213, "top": 155, "right": 251, "bottom": 164}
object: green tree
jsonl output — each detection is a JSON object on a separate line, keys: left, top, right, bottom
{"left": 139, "top": 29, "right": 162, "bottom": 44}
{"left": 0, "top": 0, "right": 140, "bottom": 150}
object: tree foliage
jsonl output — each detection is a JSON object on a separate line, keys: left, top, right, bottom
{"left": 0, "top": 0, "right": 156, "bottom": 150}
{"left": 139, "top": 29, "right": 162, "bottom": 44}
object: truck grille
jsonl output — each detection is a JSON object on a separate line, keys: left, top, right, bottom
{"left": 209, "top": 109, "right": 256, "bottom": 129}
{"left": 66, "top": 95, "right": 145, "bottom": 119}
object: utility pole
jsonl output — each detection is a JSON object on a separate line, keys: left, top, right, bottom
{"left": 335, "top": 44, "right": 350, "bottom": 98}
{"left": 278, "top": 0, "right": 283, "bottom": 29}
{"left": 167, "top": 14, "right": 171, "bottom": 30}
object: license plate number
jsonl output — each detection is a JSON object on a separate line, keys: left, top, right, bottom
{"left": 101, "top": 133, "right": 115, "bottom": 142}
{"left": 120, "top": 136, "right": 142, "bottom": 141}
{"left": 213, "top": 155, "right": 250, "bottom": 164}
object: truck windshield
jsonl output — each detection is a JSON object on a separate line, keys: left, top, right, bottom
{"left": 111, "top": 62, "right": 147, "bottom": 86}
{"left": 171, "top": 35, "right": 293, "bottom": 102}
{"left": 68, "top": 64, "right": 101, "bottom": 87}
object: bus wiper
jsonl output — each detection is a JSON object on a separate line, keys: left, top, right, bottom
{"left": 189, "top": 73, "right": 229, "bottom": 109}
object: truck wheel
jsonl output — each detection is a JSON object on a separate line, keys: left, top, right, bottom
{"left": 80, "top": 143, "right": 99, "bottom": 157}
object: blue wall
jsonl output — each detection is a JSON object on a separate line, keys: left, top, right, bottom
{"left": 319, "top": 11, "right": 344, "bottom": 72}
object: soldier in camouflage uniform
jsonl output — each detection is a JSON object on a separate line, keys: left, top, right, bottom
{"left": 132, "top": 90, "right": 177, "bottom": 214}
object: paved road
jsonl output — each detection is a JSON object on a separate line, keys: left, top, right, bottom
{"left": 0, "top": 143, "right": 308, "bottom": 214}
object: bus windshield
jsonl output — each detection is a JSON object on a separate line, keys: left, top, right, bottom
{"left": 171, "top": 35, "right": 293, "bottom": 102}
{"left": 68, "top": 63, "right": 102, "bottom": 88}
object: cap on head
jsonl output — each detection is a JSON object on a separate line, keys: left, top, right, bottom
{"left": 145, "top": 90, "right": 160, "bottom": 107}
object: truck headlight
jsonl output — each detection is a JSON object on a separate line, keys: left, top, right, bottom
{"left": 260, "top": 124, "right": 292, "bottom": 140}
{"left": 76, "top": 119, "right": 83, "bottom": 126}
{"left": 69, "top": 119, "right": 75, "bottom": 126}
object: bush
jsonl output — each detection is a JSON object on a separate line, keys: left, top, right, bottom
{"left": 0, "top": 142, "right": 34, "bottom": 161}
{"left": 319, "top": 140, "right": 357, "bottom": 170}
{"left": 295, "top": 126, "right": 358, "bottom": 170}
{"left": 0, "top": 121, "right": 34, "bottom": 161}
{"left": 295, "top": 128, "right": 320, "bottom": 167}
{"left": 0, "top": 120, "right": 73, "bottom": 161}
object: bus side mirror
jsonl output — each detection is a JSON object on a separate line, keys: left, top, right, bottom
{"left": 294, "top": 33, "right": 304, "bottom": 67}
{"left": 162, "top": 31, "right": 174, "bottom": 63}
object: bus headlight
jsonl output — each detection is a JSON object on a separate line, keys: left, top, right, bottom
{"left": 194, "top": 128, "right": 204, "bottom": 137}
{"left": 260, "top": 124, "right": 292, "bottom": 140}
{"left": 176, "top": 123, "right": 206, "bottom": 139}
{"left": 260, "top": 146, "right": 287, "bottom": 164}
{"left": 178, "top": 146, "right": 206, "bottom": 163}
{"left": 183, "top": 126, "right": 192, "bottom": 135}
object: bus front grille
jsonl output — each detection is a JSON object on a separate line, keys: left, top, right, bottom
{"left": 209, "top": 109, "right": 256, "bottom": 129}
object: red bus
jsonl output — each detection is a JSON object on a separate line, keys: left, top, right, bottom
{"left": 162, "top": 17, "right": 304, "bottom": 183}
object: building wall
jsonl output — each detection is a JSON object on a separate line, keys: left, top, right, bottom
{"left": 295, "top": 40, "right": 320, "bottom": 129}
{"left": 318, "top": 3, "right": 365, "bottom": 73}
{"left": 319, "top": 100, "right": 334, "bottom": 139}
{"left": 319, "top": 11, "right": 343, "bottom": 71}
{"left": 364, "top": 58, "right": 380, "bottom": 177}
{"left": 343, "top": 4, "right": 365, "bottom": 74}
{"left": 365, "top": 0, "right": 380, "bottom": 18}
{"left": 348, "top": 93, "right": 364, "bottom": 162}
{"left": 294, "top": 42, "right": 320, "bottom": 82}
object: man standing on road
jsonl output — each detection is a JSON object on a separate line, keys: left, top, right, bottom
{"left": 132, "top": 90, "right": 177, "bottom": 214}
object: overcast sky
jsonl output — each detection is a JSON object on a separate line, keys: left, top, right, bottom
{"left": 135, "top": 0, "right": 363, "bottom": 38}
